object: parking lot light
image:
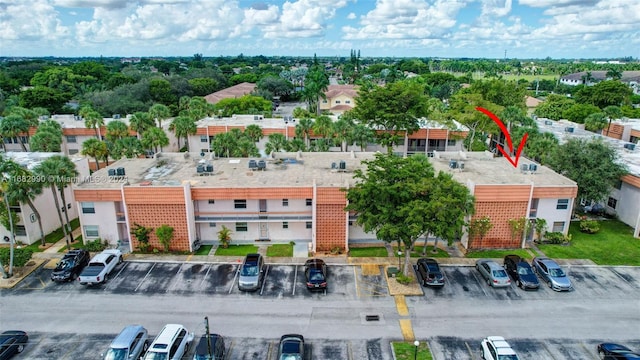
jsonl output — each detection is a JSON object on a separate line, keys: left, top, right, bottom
{"left": 414, "top": 340, "right": 419, "bottom": 360}
{"left": 398, "top": 251, "right": 402, "bottom": 269}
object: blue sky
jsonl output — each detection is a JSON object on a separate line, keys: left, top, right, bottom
{"left": 1, "top": 0, "right": 638, "bottom": 59}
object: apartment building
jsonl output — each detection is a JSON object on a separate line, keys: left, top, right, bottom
{"left": 72, "top": 150, "right": 576, "bottom": 253}
{"left": 1, "top": 152, "right": 90, "bottom": 245}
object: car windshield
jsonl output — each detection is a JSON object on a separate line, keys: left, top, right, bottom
{"left": 498, "top": 355, "right": 519, "bottom": 360}
{"left": 427, "top": 263, "right": 440, "bottom": 272}
{"left": 241, "top": 265, "right": 258, "bottom": 276}
{"left": 280, "top": 355, "right": 302, "bottom": 360}
{"left": 143, "top": 352, "right": 168, "bottom": 360}
{"left": 493, "top": 269, "right": 508, "bottom": 278}
{"left": 549, "top": 268, "right": 566, "bottom": 277}
{"left": 309, "top": 270, "right": 324, "bottom": 281}
{"left": 517, "top": 266, "right": 533, "bottom": 275}
{"left": 57, "top": 259, "right": 74, "bottom": 270}
{"left": 104, "top": 348, "right": 128, "bottom": 360}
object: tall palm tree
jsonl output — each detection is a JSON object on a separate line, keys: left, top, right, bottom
{"left": 0, "top": 114, "right": 30, "bottom": 151}
{"left": 105, "top": 120, "right": 130, "bottom": 142}
{"left": 129, "top": 112, "right": 154, "bottom": 139}
{"left": 312, "top": 115, "right": 334, "bottom": 140}
{"left": 244, "top": 124, "right": 263, "bottom": 143}
{"left": 33, "top": 155, "right": 78, "bottom": 250}
{"left": 141, "top": 127, "right": 169, "bottom": 154}
{"left": 332, "top": 117, "right": 354, "bottom": 151}
{"left": 83, "top": 109, "right": 104, "bottom": 139}
{"left": 6, "top": 167, "right": 46, "bottom": 246}
{"left": 603, "top": 105, "right": 623, "bottom": 137}
{"left": 351, "top": 124, "right": 376, "bottom": 151}
{"left": 149, "top": 103, "right": 171, "bottom": 128}
{"left": 265, "top": 133, "right": 289, "bottom": 154}
{"left": 211, "top": 132, "right": 239, "bottom": 158}
{"left": 168, "top": 116, "right": 197, "bottom": 151}
{"left": 81, "top": 138, "right": 107, "bottom": 170}
{"left": 606, "top": 68, "right": 622, "bottom": 80}
{"left": 8, "top": 107, "right": 39, "bottom": 126}
{"left": 295, "top": 118, "right": 314, "bottom": 148}
{"left": 114, "top": 137, "right": 144, "bottom": 159}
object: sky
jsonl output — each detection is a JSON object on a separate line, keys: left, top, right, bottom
{"left": 0, "top": 0, "right": 639, "bottom": 59}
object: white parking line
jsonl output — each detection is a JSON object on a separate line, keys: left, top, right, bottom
{"left": 228, "top": 265, "right": 240, "bottom": 294}
{"left": 103, "top": 262, "right": 128, "bottom": 291}
{"left": 292, "top": 265, "right": 298, "bottom": 296}
{"left": 165, "top": 264, "right": 185, "bottom": 293}
{"left": 199, "top": 264, "right": 212, "bottom": 289}
{"left": 609, "top": 267, "right": 633, "bottom": 286}
{"left": 470, "top": 270, "right": 489, "bottom": 297}
{"left": 259, "top": 265, "right": 270, "bottom": 295}
{"left": 134, "top": 263, "right": 156, "bottom": 292}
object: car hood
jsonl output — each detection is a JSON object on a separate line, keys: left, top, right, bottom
{"left": 550, "top": 275, "right": 572, "bottom": 287}
{"left": 520, "top": 273, "right": 539, "bottom": 284}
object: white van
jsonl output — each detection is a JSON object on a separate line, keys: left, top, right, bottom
{"left": 143, "top": 324, "right": 194, "bottom": 360}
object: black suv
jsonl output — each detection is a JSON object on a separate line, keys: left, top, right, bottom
{"left": 503, "top": 255, "right": 539, "bottom": 290}
{"left": 416, "top": 258, "right": 445, "bottom": 287}
{"left": 51, "top": 249, "right": 90, "bottom": 282}
{"left": 304, "top": 258, "right": 327, "bottom": 291}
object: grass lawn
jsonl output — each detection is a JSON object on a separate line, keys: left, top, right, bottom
{"left": 24, "top": 218, "right": 81, "bottom": 253}
{"left": 465, "top": 248, "right": 535, "bottom": 260}
{"left": 266, "top": 244, "right": 293, "bottom": 257}
{"left": 349, "top": 247, "right": 388, "bottom": 257}
{"left": 193, "top": 245, "right": 213, "bottom": 256}
{"left": 538, "top": 220, "right": 640, "bottom": 266}
{"left": 394, "top": 246, "right": 451, "bottom": 258}
{"left": 214, "top": 244, "right": 258, "bottom": 256}
{"left": 58, "top": 235, "right": 85, "bottom": 252}
{"left": 392, "top": 341, "right": 433, "bottom": 360}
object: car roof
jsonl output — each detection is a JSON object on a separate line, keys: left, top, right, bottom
{"left": 244, "top": 253, "right": 261, "bottom": 264}
{"left": 305, "top": 259, "right": 325, "bottom": 268}
{"left": 537, "top": 257, "right": 560, "bottom": 267}
{"left": 151, "top": 324, "right": 184, "bottom": 347}
{"left": 487, "top": 337, "right": 517, "bottom": 355}
{"left": 111, "top": 325, "right": 146, "bottom": 348}
{"left": 479, "top": 260, "right": 503, "bottom": 270}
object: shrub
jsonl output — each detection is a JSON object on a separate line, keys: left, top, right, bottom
{"left": 579, "top": 220, "right": 600, "bottom": 234}
{"left": 156, "top": 224, "right": 174, "bottom": 252}
{"left": 396, "top": 273, "right": 412, "bottom": 285}
{"left": 542, "top": 232, "right": 572, "bottom": 244}
{"left": 217, "top": 225, "right": 232, "bottom": 248}
{"left": 330, "top": 246, "right": 344, "bottom": 255}
{"left": 84, "top": 239, "right": 108, "bottom": 252}
{"left": 0, "top": 247, "right": 34, "bottom": 267}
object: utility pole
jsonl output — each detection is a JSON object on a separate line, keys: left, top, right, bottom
{"left": 204, "top": 316, "right": 212, "bottom": 359}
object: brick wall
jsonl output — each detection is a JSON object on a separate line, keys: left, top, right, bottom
{"left": 469, "top": 201, "right": 528, "bottom": 249}
{"left": 127, "top": 203, "right": 190, "bottom": 251}
{"left": 316, "top": 203, "right": 346, "bottom": 251}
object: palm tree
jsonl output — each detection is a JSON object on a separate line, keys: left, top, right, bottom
{"left": 8, "top": 107, "right": 40, "bottom": 126}
{"left": 6, "top": 167, "right": 46, "bottom": 246}
{"left": 606, "top": 68, "right": 623, "bottom": 80}
{"left": 603, "top": 105, "right": 623, "bottom": 137}
{"left": 105, "top": 120, "right": 130, "bottom": 142}
{"left": 237, "top": 137, "right": 260, "bottom": 157}
{"left": 129, "top": 112, "right": 154, "bottom": 139}
{"left": 82, "top": 108, "right": 105, "bottom": 139}
{"left": 81, "top": 138, "right": 107, "bottom": 170}
{"left": 295, "top": 118, "right": 314, "bottom": 148}
{"left": 351, "top": 124, "right": 376, "bottom": 151}
{"left": 33, "top": 155, "right": 78, "bottom": 249}
{"left": 149, "top": 103, "right": 171, "bottom": 128}
{"left": 265, "top": 133, "right": 289, "bottom": 154}
{"left": 332, "top": 117, "right": 354, "bottom": 151}
{"left": 168, "top": 116, "right": 197, "bottom": 151}
{"left": 115, "top": 137, "right": 144, "bottom": 159}
{"left": 0, "top": 114, "right": 30, "bottom": 151}
{"left": 312, "top": 115, "right": 334, "bottom": 140}
{"left": 211, "top": 132, "right": 239, "bottom": 158}
{"left": 244, "top": 124, "right": 263, "bottom": 143}
{"left": 141, "top": 127, "right": 169, "bottom": 154}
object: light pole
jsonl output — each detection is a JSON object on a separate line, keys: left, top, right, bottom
{"left": 414, "top": 340, "right": 420, "bottom": 360}
{"left": 397, "top": 250, "right": 402, "bottom": 270}
{"left": 204, "top": 316, "right": 212, "bottom": 358}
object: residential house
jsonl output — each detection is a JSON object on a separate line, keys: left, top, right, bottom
{"left": 560, "top": 71, "right": 640, "bottom": 94}
{"left": 204, "top": 82, "right": 257, "bottom": 105}
{"left": 319, "top": 85, "right": 358, "bottom": 115}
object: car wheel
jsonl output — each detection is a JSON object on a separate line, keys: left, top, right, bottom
{"left": 547, "top": 280, "right": 552, "bottom": 288}
{"left": 118, "top": 256, "right": 123, "bottom": 264}
{"left": 517, "top": 280, "right": 522, "bottom": 288}
{"left": 487, "top": 279, "right": 492, "bottom": 287}
{"left": 17, "top": 344, "right": 24, "bottom": 353}
{"left": 598, "top": 350, "right": 605, "bottom": 359}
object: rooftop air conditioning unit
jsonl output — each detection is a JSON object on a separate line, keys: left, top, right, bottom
{"left": 116, "top": 167, "right": 125, "bottom": 176}
{"left": 339, "top": 160, "right": 346, "bottom": 170}
{"left": 520, "top": 164, "right": 529, "bottom": 173}
{"left": 529, "top": 164, "right": 538, "bottom": 173}
{"left": 623, "top": 143, "right": 636, "bottom": 151}
{"left": 449, "top": 160, "right": 458, "bottom": 169}
{"left": 565, "top": 127, "right": 574, "bottom": 133}
{"left": 544, "top": 120, "right": 553, "bottom": 126}
{"left": 108, "top": 169, "right": 116, "bottom": 177}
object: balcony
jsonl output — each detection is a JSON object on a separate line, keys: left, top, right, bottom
{"left": 195, "top": 211, "right": 312, "bottom": 222}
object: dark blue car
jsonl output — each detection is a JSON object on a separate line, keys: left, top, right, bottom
{"left": 0, "top": 331, "right": 28, "bottom": 360}
{"left": 504, "top": 255, "right": 539, "bottom": 290}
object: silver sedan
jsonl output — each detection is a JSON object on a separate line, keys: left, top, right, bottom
{"left": 476, "top": 259, "right": 511, "bottom": 288}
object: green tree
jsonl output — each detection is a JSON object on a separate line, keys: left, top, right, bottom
{"left": 547, "top": 138, "right": 627, "bottom": 207}
{"left": 584, "top": 113, "right": 607, "bottom": 132}
{"left": 294, "top": 118, "right": 314, "bottom": 148}
{"left": 302, "top": 59, "right": 329, "bottom": 114}
{"left": 312, "top": 115, "right": 334, "bottom": 140}
{"left": 131, "top": 223, "right": 153, "bottom": 252}
{"left": 353, "top": 80, "right": 430, "bottom": 153}
{"left": 114, "top": 137, "right": 144, "bottom": 159}
{"left": 29, "top": 125, "right": 62, "bottom": 152}
{"left": 244, "top": 124, "right": 263, "bottom": 143}
{"left": 351, "top": 123, "right": 376, "bottom": 151}
{"left": 211, "top": 132, "right": 240, "bottom": 158}
{"left": 345, "top": 153, "right": 473, "bottom": 275}
{"left": 149, "top": 103, "right": 171, "bottom": 128}
{"left": 81, "top": 138, "right": 107, "bottom": 170}
{"left": 141, "top": 127, "right": 169, "bottom": 154}
{"left": 18, "top": 86, "right": 69, "bottom": 113}
{"left": 0, "top": 114, "right": 30, "bottom": 151}
{"left": 265, "top": 133, "right": 289, "bottom": 154}
{"left": 155, "top": 224, "right": 174, "bottom": 252}
{"left": 533, "top": 94, "right": 575, "bottom": 120}
{"left": 468, "top": 216, "right": 493, "bottom": 249}
{"left": 169, "top": 116, "right": 197, "bottom": 151}
{"left": 332, "top": 117, "right": 354, "bottom": 151}
{"left": 214, "top": 95, "right": 272, "bottom": 117}
{"left": 520, "top": 130, "right": 559, "bottom": 165}
{"left": 602, "top": 105, "right": 623, "bottom": 137}
{"left": 562, "top": 103, "right": 601, "bottom": 124}
{"left": 129, "top": 112, "right": 155, "bottom": 138}
{"left": 81, "top": 106, "right": 104, "bottom": 138}
{"left": 149, "top": 78, "right": 176, "bottom": 105}
{"left": 33, "top": 155, "right": 78, "bottom": 249}
{"left": 217, "top": 225, "right": 232, "bottom": 248}
{"left": 5, "top": 166, "right": 46, "bottom": 246}
{"left": 105, "top": 120, "right": 130, "bottom": 142}
{"left": 447, "top": 93, "right": 502, "bottom": 151}
{"left": 188, "top": 78, "right": 219, "bottom": 96}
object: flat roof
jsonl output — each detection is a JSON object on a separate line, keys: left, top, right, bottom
{"left": 48, "top": 114, "right": 131, "bottom": 128}
{"left": 4, "top": 152, "right": 85, "bottom": 170}
{"left": 76, "top": 151, "right": 575, "bottom": 190}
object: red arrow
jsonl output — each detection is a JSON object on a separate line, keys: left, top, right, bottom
{"left": 475, "top": 107, "right": 528, "bottom": 168}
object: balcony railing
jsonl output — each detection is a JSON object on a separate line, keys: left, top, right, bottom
{"left": 195, "top": 211, "right": 312, "bottom": 222}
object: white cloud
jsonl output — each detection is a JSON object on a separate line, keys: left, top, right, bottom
{"left": 347, "top": 12, "right": 356, "bottom": 20}
{"left": 0, "top": 0, "right": 69, "bottom": 41}
{"left": 482, "top": 0, "right": 512, "bottom": 17}
{"left": 262, "top": 0, "right": 353, "bottom": 39}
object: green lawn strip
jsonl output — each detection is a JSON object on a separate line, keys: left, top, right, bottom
{"left": 193, "top": 245, "right": 213, "bottom": 256}
{"left": 214, "top": 245, "right": 258, "bottom": 256}
{"left": 394, "top": 246, "right": 451, "bottom": 258}
{"left": 349, "top": 246, "right": 388, "bottom": 257}
{"left": 392, "top": 341, "right": 433, "bottom": 360}
{"left": 466, "top": 248, "right": 533, "bottom": 260}
{"left": 538, "top": 220, "right": 640, "bottom": 266}
{"left": 266, "top": 244, "right": 293, "bottom": 257}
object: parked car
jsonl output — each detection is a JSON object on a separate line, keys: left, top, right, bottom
{"left": 416, "top": 258, "right": 445, "bottom": 287}
{"left": 102, "top": 325, "right": 148, "bottom": 360}
{"left": 51, "top": 249, "right": 90, "bottom": 282}
{"left": 278, "top": 334, "right": 304, "bottom": 360}
{"left": 476, "top": 259, "right": 511, "bottom": 287}
{"left": 238, "top": 253, "right": 264, "bottom": 291}
{"left": 78, "top": 249, "right": 123, "bottom": 285}
{"left": 531, "top": 257, "right": 573, "bottom": 291}
{"left": 0, "top": 331, "right": 28, "bottom": 360}
{"left": 597, "top": 343, "right": 640, "bottom": 359}
{"left": 193, "top": 334, "right": 225, "bottom": 360}
{"left": 304, "top": 258, "right": 327, "bottom": 291}
{"left": 143, "top": 324, "right": 194, "bottom": 360}
{"left": 503, "top": 255, "right": 539, "bottom": 290}
{"left": 481, "top": 336, "right": 519, "bottom": 360}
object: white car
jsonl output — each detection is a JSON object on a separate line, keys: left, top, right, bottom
{"left": 481, "top": 336, "right": 519, "bottom": 360}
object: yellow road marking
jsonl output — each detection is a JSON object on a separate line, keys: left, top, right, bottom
{"left": 353, "top": 266, "right": 360, "bottom": 297}
{"left": 361, "top": 264, "right": 380, "bottom": 276}
{"left": 395, "top": 295, "right": 409, "bottom": 316}
{"left": 44, "top": 259, "right": 58, "bottom": 269}
{"left": 399, "top": 319, "right": 415, "bottom": 341}
{"left": 186, "top": 254, "right": 193, "bottom": 262}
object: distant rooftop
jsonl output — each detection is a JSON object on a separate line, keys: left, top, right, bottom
{"left": 47, "top": 114, "right": 132, "bottom": 128}
{"left": 204, "top": 82, "right": 256, "bottom": 104}
{"left": 4, "top": 152, "right": 64, "bottom": 170}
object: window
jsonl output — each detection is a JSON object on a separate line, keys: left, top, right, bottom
{"left": 208, "top": 199, "right": 215, "bottom": 204}
{"left": 81, "top": 202, "right": 95, "bottom": 214}
{"left": 15, "top": 225, "right": 27, "bottom": 236}
{"left": 335, "top": 100, "right": 341, "bottom": 104}
{"left": 345, "top": 100, "right": 351, "bottom": 104}
{"left": 556, "top": 199, "right": 569, "bottom": 210}
{"left": 67, "top": 203, "right": 71, "bottom": 209}
{"left": 447, "top": 139, "right": 456, "bottom": 146}
{"left": 552, "top": 221, "right": 565, "bottom": 233}
{"left": 614, "top": 180, "right": 622, "bottom": 190}
{"left": 322, "top": 100, "right": 328, "bottom": 103}
{"left": 66, "top": 135, "right": 77, "bottom": 143}
{"left": 236, "top": 222, "right": 248, "bottom": 232}
{"left": 306, "top": 198, "right": 312, "bottom": 206}
{"left": 306, "top": 222, "right": 312, "bottom": 229}
{"left": 607, "top": 197, "right": 618, "bottom": 209}
{"left": 283, "top": 222, "right": 289, "bottom": 229}
{"left": 84, "top": 225, "right": 99, "bottom": 237}
{"left": 201, "top": 148, "right": 209, "bottom": 153}
{"left": 282, "top": 199, "right": 289, "bottom": 206}
{"left": 200, "top": 135, "right": 208, "bottom": 142}
{"left": 234, "top": 199, "right": 247, "bottom": 209}
{"left": 348, "top": 221, "right": 353, "bottom": 226}
{"left": 68, "top": 149, "right": 79, "bottom": 155}
{"left": 209, "top": 222, "right": 216, "bottom": 227}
